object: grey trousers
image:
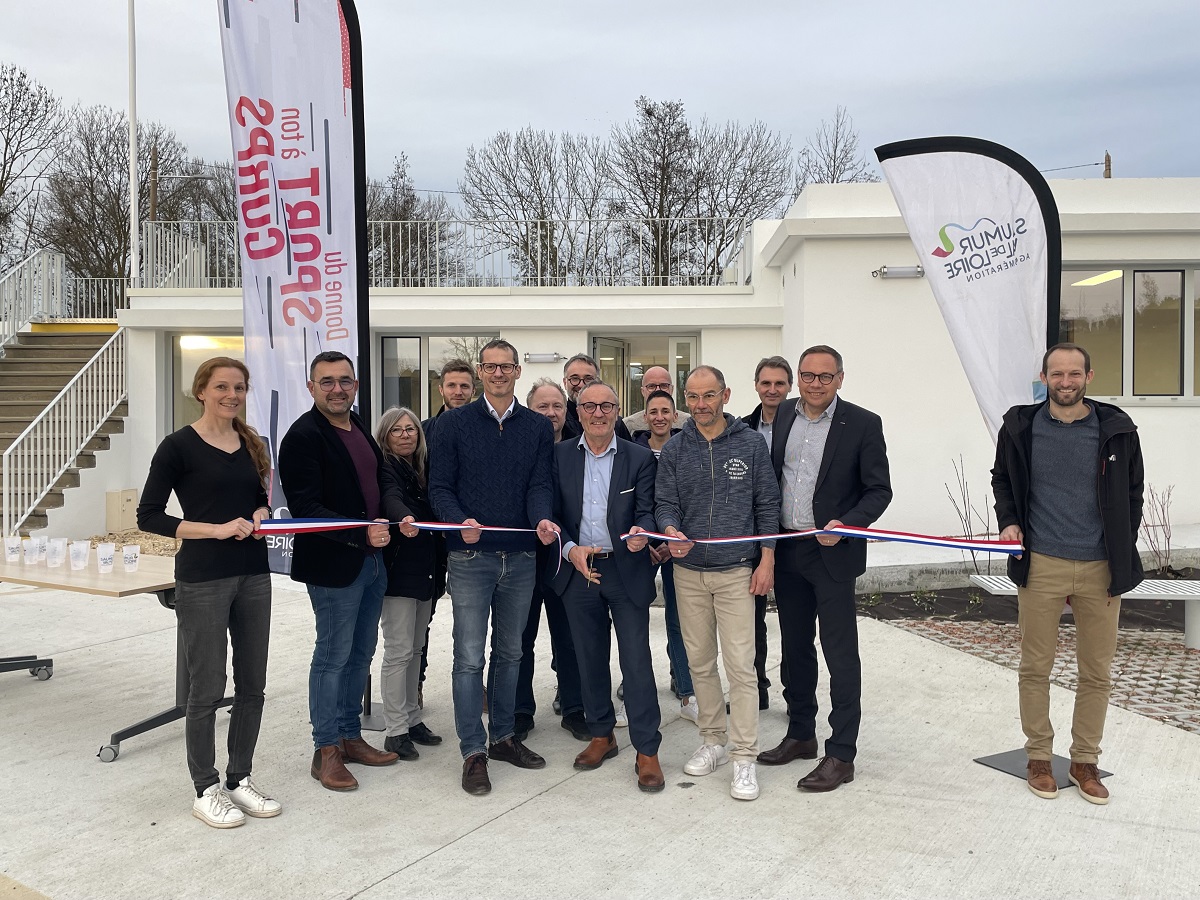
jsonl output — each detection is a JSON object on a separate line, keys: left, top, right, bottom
{"left": 174, "top": 573, "right": 272, "bottom": 795}
{"left": 380, "top": 595, "right": 432, "bottom": 736}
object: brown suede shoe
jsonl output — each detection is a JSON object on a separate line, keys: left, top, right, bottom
{"left": 1027, "top": 759, "right": 1058, "bottom": 799}
{"left": 757, "top": 736, "right": 818, "bottom": 766}
{"left": 573, "top": 734, "right": 618, "bottom": 771}
{"left": 635, "top": 753, "right": 665, "bottom": 792}
{"left": 1068, "top": 762, "right": 1109, "bottom": 805}
{"left": 339, "top": 736, "right": 399, "bottom": 766}
{"left": 462, "top": 753, "right": 491, "bottom": 795}
{"left": 798, "top": 756, "right": 855, "bottom": 792}
{"left": 311, "top": 746, "right": 358, "bottom": 792}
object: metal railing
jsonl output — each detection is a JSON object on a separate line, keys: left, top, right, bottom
{"left": 2, "top": 329, "right": 127, "bottom": 535}
{"left": 0, "top": 251, "right": 66, "bottom": 347}
{"left": 143, "top": 217, "right": 751, "bottom": 289}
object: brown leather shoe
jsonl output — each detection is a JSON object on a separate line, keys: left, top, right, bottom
{"left": 339, "top": 736, "right": 399, "bottom": 766}
{"left": 635, "top": 753, "right": 665, "bottom": 792}
{"left": 488, "top": 736, "right": 546, "bottom": 769}
{"left": 1068, "top": 762, "right": 1109, "bottom": 805}
{"left": 311, "top": 746, "right": 358, "bottom": 791}
{"left": 798, "top": 755, "right": 855, "bottom": 792}
{"left": 573, "top": 734, "right": 618, "bottom": 771}
{"left": 1027, "top": 759, "right": 1058, "bottom": 799}
{"left": 757, "top": 736, "right": 818, "bottom": 766}
{"left": 462, "top": 753, "right": 491, "bottom": 795}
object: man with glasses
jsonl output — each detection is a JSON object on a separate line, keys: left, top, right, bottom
{"left": 623, "top": 365, "right": 691, "bottom": 434}
{"left": 428, "top": 339, "right": 560, "bottom": 795}
{"left": 759, "top": 345, "right": 891, "bottom": 793}
{"left": 279, "top": 351, "right": 401, "bottom": 792}
{"left": 561, "top": 353, "right": 632, "bottom": 442}
{"left": 551, "top": 382, "right": 665, "bottom": 791}
{"left": 656, "top": 365, "right": 780, "bottom": 801}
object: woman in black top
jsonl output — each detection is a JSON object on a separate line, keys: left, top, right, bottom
{"left": 375, "top": 407, "right": 446, "bottom": 760}
{"left": 137, "top": 357, "right": 279, "bottom": 829}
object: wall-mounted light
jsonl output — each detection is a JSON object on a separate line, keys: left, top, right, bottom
{"left": 872, "top": 265, "right": 925, "bottom": 279}
{"left": 523, "top": 352, "right": 564, "bottom": 364}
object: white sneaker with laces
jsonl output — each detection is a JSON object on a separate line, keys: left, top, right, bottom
{"left": 683, "top": 742, "right": 729, "bottom": 776}
{"left": 226, "top": 776, "right": 282, "bottom": 818}
{"left": 679, "top": 696, "right": 699, "bottom": 724}
{"left": 731, "top": 760, "right": 760, "bottom": 801}
{"left": 614, "top": 701, "right": 628, "bottom": 728}
{"left": 192, "top": 783, "right": 245, "bottom": 829}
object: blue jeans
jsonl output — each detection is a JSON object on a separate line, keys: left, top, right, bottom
{"left": 660, "top": 560, "right": 694, "bottom": 698}
{"left": 449, "top": 549, "right": 536, "bottom": 758}
{"left": 307, "top": 553, "right": 388, "bottom": 748}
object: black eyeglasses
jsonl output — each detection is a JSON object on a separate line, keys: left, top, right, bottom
{"left": 799, "top": 372, "right": 838, "bottom": 385}
{"left": 479, "top": 362, "right": 517, "bottom": 374}
{"left": 566, "top": 374, "right": 597, "bottom": 386}
{"left": 315, "top": 377, "right": 355, "bottom": 391}
{"left": 642, "top": 382, "right": 672, "bottom": 392}
{"left": 579, "top": 401, "right": 617, "bottom": 414}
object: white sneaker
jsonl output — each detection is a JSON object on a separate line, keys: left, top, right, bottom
{"left": 226, "top": 776, "right": 282, "bottom": 818}
{"left": 614, "top": 701, "right": 628, "bottom": 728}
{"left": 192, "top": 783, "right": 245, "bottom": 829}
{"left": 679, "top": 696, "right": 699, "bottom": 724}
{"left": 683, "top": 742, "right": 729, "bottom": 776}
{"left": 731, "top": 760, "right": 760, "bottom": 801}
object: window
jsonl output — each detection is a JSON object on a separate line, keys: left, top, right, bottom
{"left": 1133, "top": 271, "right": 1182, "bottom": 396}
{"left": 172, "top": 334, "right": 246, "bottom": 431}
{"left": 380, "top": 337, "right": 422, "bottom": 415}
{"left": 1059, "top": 270, "right": 1122, "bottom": 396}
{"left": 380, "top": 334, "right": 493, "bottom": 420}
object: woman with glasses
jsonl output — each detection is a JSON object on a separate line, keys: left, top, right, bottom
{"left": 137, "top": 357, "right": 279, "bottom": 829}
{"left": 375, "top": 407, "right": 447, "bottom": 760}
{"left": 631, "top": 390, "right": 699, "bottom": 724}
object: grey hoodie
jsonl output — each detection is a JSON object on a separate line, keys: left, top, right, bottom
{"left": 655, "top": 413, "right": 781, "bottom": 571}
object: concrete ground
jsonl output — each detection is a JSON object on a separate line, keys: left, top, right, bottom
{"left": 2, "top": 561, "right": 1199, "bottom": 899}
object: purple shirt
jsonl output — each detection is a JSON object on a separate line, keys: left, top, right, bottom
{"left": 336, "top": 425, "right": 381, "bottom": 520}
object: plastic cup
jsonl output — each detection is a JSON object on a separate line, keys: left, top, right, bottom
{"left": 3, "top": 536, "right": 20, "bottom": 563}
{"left": 21, "top": 538, "right": 38, "bottom": 566}
{"left": 34, "top": 535, "right": 48, "bottom": 562}
{"left": 69, "top": 541, "right": 91, "bottom": 571}
{"left": 122, "top": 544, "right": 140, "bottom": 573}
{"left": 46, "top": 538, "right": 68, "bottom": 568}
{"left": 97, "top": 542, "right": 116, "bottom": 574}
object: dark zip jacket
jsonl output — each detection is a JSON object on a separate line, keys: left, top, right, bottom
{"left": 991, "top": 399, "right": 1144, "bottom": 595}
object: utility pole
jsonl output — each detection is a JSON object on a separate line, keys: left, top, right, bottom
{"left": 1103, "top": 151, "right": 1111, "bottom": 179}
{"left": 148, "top": 144, "right": 157, "bottom": 222}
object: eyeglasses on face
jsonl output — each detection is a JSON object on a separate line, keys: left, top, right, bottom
{"left": 798, "top": 372, "right": 838, "bottom": 385}
{"left": 389, "top": 426, "right": 418, "bottom": 436}
{"left": 479, "top": 362, "right": 517, "bottom": 374}
{"left": 684, "top": 391, "right": 722, "bottom": 404}
{"left": 642, "top": 382, "right": 672, "bottom": 392}
{"left": 315, "top": 377, "right": 356, "bottom": 391}
{"left": 579, "top": 401, "right": 617, "bottom": 414}
{"left": 566, "top": 374, "right": 597, "bottom": 386}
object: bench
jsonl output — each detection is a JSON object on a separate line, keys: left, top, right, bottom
{"left": 969, "top": 574, "right": 1200, "bottom": 650}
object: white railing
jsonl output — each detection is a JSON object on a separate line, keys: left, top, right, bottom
{"left": 1, "top": 329, "right": 127, "bottom": 535}
{"left": 0, "top": 251, "right": 66, "bottom": 347}
{"left": 143, "top": 217, "right": 751, "bottom": 289}
{"left": 63, "top": 278, "right": 127, "bottom": 318}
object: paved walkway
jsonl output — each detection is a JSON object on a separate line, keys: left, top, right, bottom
{"left": 3, "top": 534, "right": 1200, "bottom": 898}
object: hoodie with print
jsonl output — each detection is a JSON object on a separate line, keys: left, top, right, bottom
{"left": 655, "top": 413, "right": 781, "bottom": 572}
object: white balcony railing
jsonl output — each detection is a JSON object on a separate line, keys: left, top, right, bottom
{"left": 0, "top": 251, "right": 65, "bottom": 347}
{"left": 2, "top": 329, "right": 127, "bottom": 535}
{"left": 143, "top": 217, "right": 751, "bottom": 290}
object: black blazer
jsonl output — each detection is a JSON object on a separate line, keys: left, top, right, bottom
{"left": 771, "top": 397, "right": 893, "bottom": 582}
{"left": 550, "top": 436, "right": 658, "bottom": 605}
{"left": 278, "top": 406, "right": 405, "bottom": 588}
{"left": 380, "top": 455, "right": 446, "bottom": 602}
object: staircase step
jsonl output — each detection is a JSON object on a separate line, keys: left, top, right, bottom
{"left": 0, "top": 433, "right": 109, "bottom": 452}
{"left": 1, "top": 346, "right": 99, "bottom": 361}
{"left": 0, "top": 374, "right": 74, "bottom": 387}
{"left": 17, "top": 332, "right": 112, "bottom": 346}
{"left": 0, "top": 362, "right": 85, "bottom": 374}
{"left": 0, "top": 417, "right": 123, "bottom": 435}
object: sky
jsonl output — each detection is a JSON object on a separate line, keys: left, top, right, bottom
{"left": 3, "top": 0, "right": 1198, "bottom": 203}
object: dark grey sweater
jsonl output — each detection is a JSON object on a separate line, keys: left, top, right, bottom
{"left": 1027, "top": 402, "right": 1106, "bottom": 561}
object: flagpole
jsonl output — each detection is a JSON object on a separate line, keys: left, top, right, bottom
{"left": 127, "top": 0, "right": 139, "bottom": 288}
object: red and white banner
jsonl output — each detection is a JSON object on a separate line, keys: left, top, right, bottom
{"left": 218, "top": 0, "right": 366, "bottom": 571}
{"left": 875, "top": 138, "right": 1062, "bottom": 440}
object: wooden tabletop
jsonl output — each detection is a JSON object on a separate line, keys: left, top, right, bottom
{"left": 0, "top": 553, "right": 176, "bottom": 598}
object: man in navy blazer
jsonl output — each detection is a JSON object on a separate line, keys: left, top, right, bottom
{"left": 758, "top": 345, "right": 892, "bottom": 793}
{"left": 551, "top": 382, "right": 665, "bottom": 792}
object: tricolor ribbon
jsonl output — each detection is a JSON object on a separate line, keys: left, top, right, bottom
{"left": 620, "top": 525, "right": 1022, "bottom": 556}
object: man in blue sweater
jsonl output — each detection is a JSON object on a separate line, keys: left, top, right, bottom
{"left": 428, "top": 339, "right": 560, "bottom": 795}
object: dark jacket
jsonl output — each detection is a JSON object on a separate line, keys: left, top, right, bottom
{"left": 563, "top": 398, "right": 633, "bottom": 442}
{"left": 278, "top": 406, "right": 408, "bottom": 589}
{"left": 380, "top": 455, "right": 447, "bottom": 601}
{"left": 771, "top": 397, "right": 893, "bottom": 582}
{"left": 991, "top": 400, "right": 1144, "bottom": 595}
{"left": 632, "top": 428, "right": 681, "bottom": 453}
{"left": 550, "top": 436, "right": 658, "bottom": 604}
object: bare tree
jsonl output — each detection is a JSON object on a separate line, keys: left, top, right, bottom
{"left": 0, "top": 64, "right": 68, "bottom": 266}
{"left": 791, "top": 106, "right": 879, "bottom": 204}
{"left": 35, "top": 105, "right": 190, "bottom": 279}
{"left": 367, "top": 154, "right": 461, "bottom": 287}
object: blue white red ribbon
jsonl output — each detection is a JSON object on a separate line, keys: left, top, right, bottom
{"left": 620, "top": 525, "right": 1022, "bottom": 556}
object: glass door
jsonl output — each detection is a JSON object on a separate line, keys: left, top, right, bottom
{"left": 668, "top": 335, "right": 697, "bottom": 407}
{"left": 592, "top": 336, "right": 630, "bottom": 414}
